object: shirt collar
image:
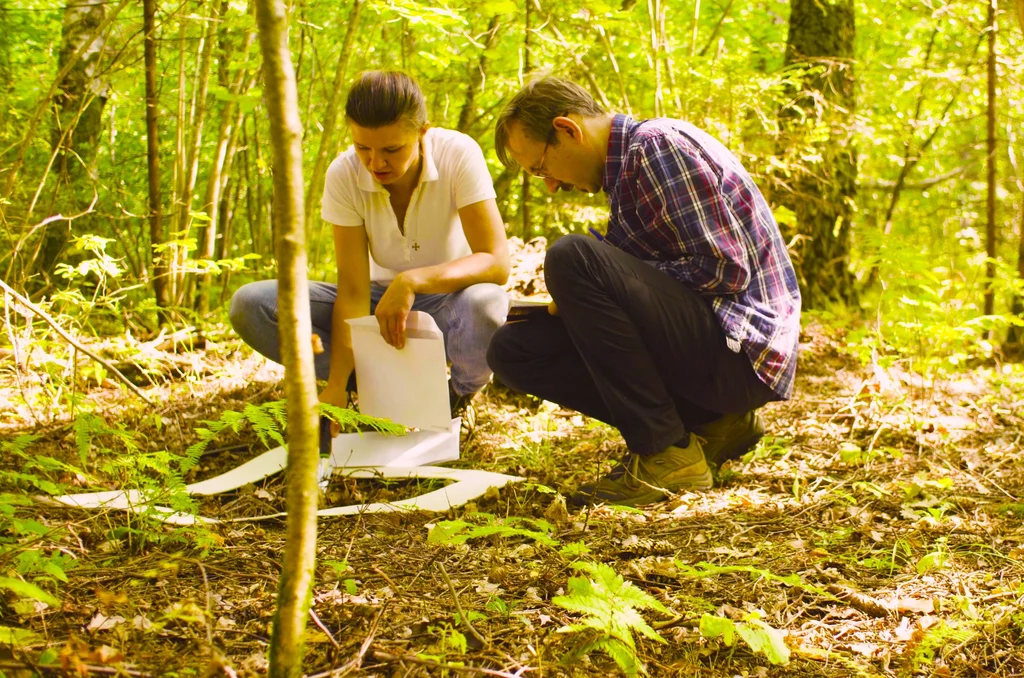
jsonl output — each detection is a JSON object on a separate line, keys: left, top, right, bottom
{"left": 602, "top": 114, "right": 638, "bottom": 194}
{"left": 356, "top": 127, "right": 439, "bottom": 193}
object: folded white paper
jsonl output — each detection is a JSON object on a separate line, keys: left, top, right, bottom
{"left": 347, "top": 311, "right": 452, "bottom": 432}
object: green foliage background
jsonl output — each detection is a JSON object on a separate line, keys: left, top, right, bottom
{"left": 1, "top": 0, "right": 1023, "bottom": 365}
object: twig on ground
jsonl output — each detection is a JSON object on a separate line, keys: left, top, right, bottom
{"left": 306, "top": 601, "right": 388, "bottom": 678}
{"left": 371, "top": 564, "right": 400, "bottom": 591}
{"left": 371, "top": 651, "right": 530, "bottom": 677}
{"left": 0, "top": 661, "right": 151, "bottom": 677}
{"left": 309, "top": 607, "right": 341, "bottom": 649}
{"left": 438, "top": 561, "right": 488, "bottom": 648}
{"left": 0, "top": 279, "right": 154, "bottom": 404}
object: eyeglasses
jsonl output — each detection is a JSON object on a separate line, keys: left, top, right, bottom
{"left": 529, "top": 126, "right": 559, "bottom": 179}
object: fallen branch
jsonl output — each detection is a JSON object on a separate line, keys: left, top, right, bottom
{"left": 306, "top": 602, "right": 388, "bottom": 678}
{"left": 371, "top": 651, "right": 530, "bottom": 677}
{"left": 825, "top": 583, "right": 891, "bottom": 617}
{"left": 438, "top": 561, "right": 488, "bottom": 648}
{"left": 0, "top": 661, "right": 151, "bottom": 677}
{"left": 0, "top": 279, "right": 154, "bottom": 404}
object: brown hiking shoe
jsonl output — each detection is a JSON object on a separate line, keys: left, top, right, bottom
{"left": 569, "top": 435, "right": 713, "bottom": 508}
{"left": 693, "top": 410, "right": 764, "bottom": 467}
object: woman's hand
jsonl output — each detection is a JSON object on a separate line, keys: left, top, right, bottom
{"left": 374, "top": 274, "right": 416, "bottom": 349}
{"left": 318, "top": 378, "right": 350, "bottom": 437}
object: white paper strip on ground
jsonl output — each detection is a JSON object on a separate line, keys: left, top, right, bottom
{"left": 47, "top": 311, "right": 522, "bottom": 521}
{"left": 52, "top": 466, "right": 522, "bottom": 526}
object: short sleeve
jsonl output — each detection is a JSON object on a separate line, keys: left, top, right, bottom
{"left": 452, "top": 136, "right": 497, "bottom": 209}
{"left": 320, "top": 156, "right": 364, "bottom": 227}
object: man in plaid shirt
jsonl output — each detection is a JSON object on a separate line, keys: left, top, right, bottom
{"left": 489, "top": 76, "right": 801, "bottom": 507}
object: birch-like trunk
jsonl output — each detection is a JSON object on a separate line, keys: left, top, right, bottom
{"left": 304, "top": 0, "right": 364, "bottom": 232}
{"left": 983, "top": 0, "right": 997, "bottom": 321}
{"left": 143, "top": 0, "right": 169, "bottom": 314}
{"left": 252, "top": 0, "right": 321, "bottom": 674}
{"left": 173, "top": 0, "right": 224, "bottom": 304}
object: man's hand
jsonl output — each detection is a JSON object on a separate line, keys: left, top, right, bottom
{"left": 318, "top": 380, "right": 349, "bottom": 437}
{"left": 548, "top": 300, "right": 559, "bottom": 316}
{"left": 375, "top": 274, "right": 416, "bottom": 349}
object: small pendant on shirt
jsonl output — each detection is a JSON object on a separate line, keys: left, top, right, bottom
{"left": 411, "top": 241, "right": 420, "bottom": 251}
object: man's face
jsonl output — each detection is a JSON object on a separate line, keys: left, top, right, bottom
{"left": 505, "top": 121, "right": 600, "bottom": 194}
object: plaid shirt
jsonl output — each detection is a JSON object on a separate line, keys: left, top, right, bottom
{"left": 602, "top": 115, "right": 801, "bottom": 399}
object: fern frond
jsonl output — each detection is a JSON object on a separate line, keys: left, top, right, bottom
{"left": 243, "top": 403, "right": 286, "bottom": 448}
{"left": 319, "top": 403, "right": 405, "bottom": 436}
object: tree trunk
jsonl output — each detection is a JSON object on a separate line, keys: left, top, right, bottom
{"left": 595, "top": 23, "right": 631, "bottom": 114}
{"left": 194, "top": 32, "right": 256, "bottom": 314}
{"left": 253, "top": 0, "right": 320, "bottom": 675}
{"left": 0, "top": 1, "right": 12, "bottom": 130}
{"left": 521, "top": 0, "right": 532, "bottom": 240}
{"left": 173, "top": 0, "right": 224, "bottom": 304}
{"left": 1007, "top": 0, "right": 1024, "bottom": 349}
{"left": 457, "top": 15, "right": 501, "bottom": 133}
{"left": 779, "top": 0, "right": 857, "bottom": 309}
{"left": 143, "top": 0, "right": 169, "bottom": 315}
{"left": 304, "top": 0, "right": 364, "bottom": 232}
{"left": 984, "top": 0, "right": 997, "bottom": 321}
{"left": 35, "top": 0, "right": 110, "bottom": 279}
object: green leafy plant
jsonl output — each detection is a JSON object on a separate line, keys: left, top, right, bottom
{"left": 186, "top": 399, "right": 404, "bottom": 458}
{"left": 428, "top": 513, "right": 558, "bottom": 547}
{"left": 674, "top": 560, "right": 835, "bottom": 599}
{"left": 553, "top": 561, "right": 668, "bottom": 676}
{"left": 907, "top": 621, "right": 976, "bottom": 672}
{"left": 699, "top": 612, "right": 791, "bottom": 665}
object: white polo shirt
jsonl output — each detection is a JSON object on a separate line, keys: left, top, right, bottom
{"left": 321, "top": 127, "right": 497, "bottom": 283}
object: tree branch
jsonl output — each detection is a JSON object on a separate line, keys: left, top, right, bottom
{"left": 0, "top": 279, "right": 153, "bottom": 404}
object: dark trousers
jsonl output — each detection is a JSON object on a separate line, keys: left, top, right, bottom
{"left": 486, "top": 235, "right": 776, "bottom": 455}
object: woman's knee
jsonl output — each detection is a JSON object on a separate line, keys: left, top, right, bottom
{"left": 229, "top": 280, "right": 277, "bottom": 335}
{"left": 458, "top": 283, "right": 509, "bottom": 334}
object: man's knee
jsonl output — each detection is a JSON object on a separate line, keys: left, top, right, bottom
{"left": 544, "top": 234, "right": 600, "bottom": 293}
{"left": 485, "top": 324, "right": 520, "bottom": 385}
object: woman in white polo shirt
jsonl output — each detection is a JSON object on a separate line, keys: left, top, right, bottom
{"left": 230, "top": 71, "right": 510, "bottom": 416}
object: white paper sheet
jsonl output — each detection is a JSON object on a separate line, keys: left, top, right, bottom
{"left": 347, "top": 312, "right": 452, "bottom": 432}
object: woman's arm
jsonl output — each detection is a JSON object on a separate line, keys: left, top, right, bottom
{"left": 397, "top": 198, "right": 510, "bottom": 293}
{"left": 319, "top": 225, "right": 370, "bottom": 405}
{"left": 374, "top": 198, "right": 509, "bottom": 348}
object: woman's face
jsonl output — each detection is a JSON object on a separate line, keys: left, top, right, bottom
{"left": 349, "top": 120, "right": 427, "bottom": 186}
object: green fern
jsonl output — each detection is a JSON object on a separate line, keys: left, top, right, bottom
{"left": 699, "top": 613, "right": 790, "bottom": 665}
{"left": 186, "top": 399, "right": 404, "bottom": 459}
{"left": 428, "top": 514, "right": 558, "bottom": 547}
{"left": 553, "top": 561, "right": 668, "bottom": 676}
{"left": 674, "top": 559, "right": 836, "bottom": 599}
{"left": 73, "top": 413, "right": 138, "bottom": 466}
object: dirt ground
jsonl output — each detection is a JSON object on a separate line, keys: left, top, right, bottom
{"left": 1, "top": 283, "right": 1024, "bottom": 676}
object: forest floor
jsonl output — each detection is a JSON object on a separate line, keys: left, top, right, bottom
{"left": 2, "top": 257, "right": 1024, "bottom": 677}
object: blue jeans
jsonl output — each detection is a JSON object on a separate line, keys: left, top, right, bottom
{"left": 229, "top": 280, "right": 509, "bottom": 396}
